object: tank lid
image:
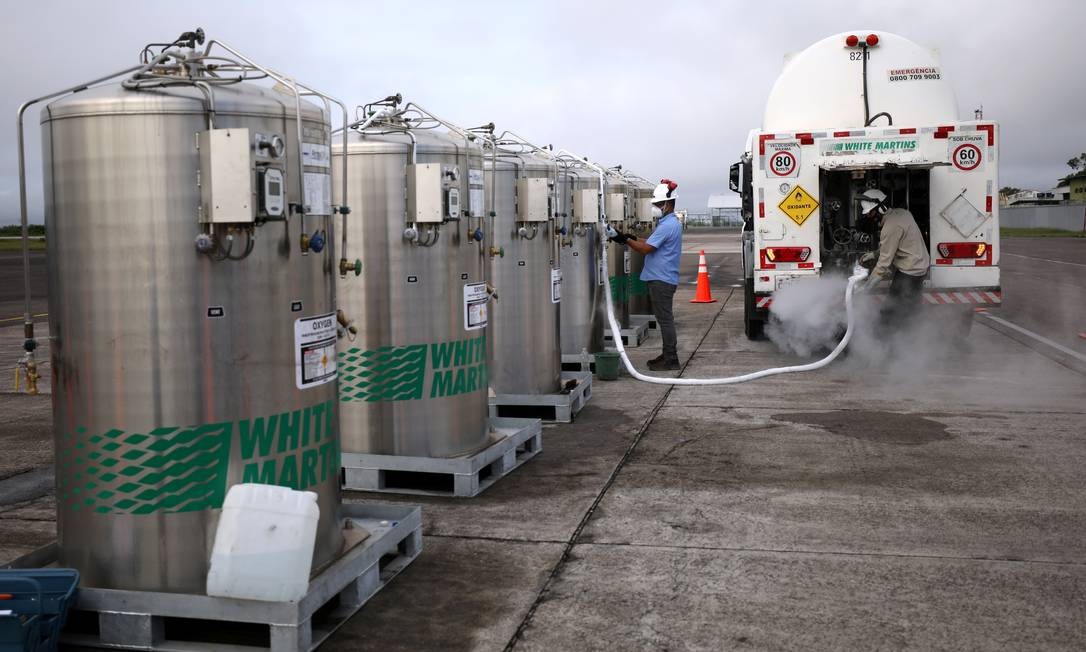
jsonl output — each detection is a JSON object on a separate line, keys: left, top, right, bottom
{"left": 42, "top": 82, "right": 327, "bottom": 123}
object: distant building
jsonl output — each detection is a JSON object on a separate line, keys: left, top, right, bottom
{"left": 1004, "top": 189, "right": 1064, "bottom": 206}
{"left": 706, "top": 193, "right": 742, "bottom": 226}
{"left": 1064, "top": 171, "right": 1086, "bottom": 203}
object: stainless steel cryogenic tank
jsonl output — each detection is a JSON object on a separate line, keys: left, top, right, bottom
{"left": 486, "top": 148, "right": 562, "bottom": 394}
{"left": 559, "top": 165, "right": 604, "bottom": 356}
{"left": 603, "top": 175, "right": 631, "bottom": 329}
{"left": 333, "top": 125, "right": 491, "bottom": 458}
{"left": 44, "top": 70, "right": 344, "bottom": 591}
{"left": 627, "top": 178, "right": 657, "bottom": 315}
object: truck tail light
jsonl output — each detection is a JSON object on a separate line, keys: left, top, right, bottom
{"left": 865, "top": 33, "right": 879, "bottom": 46}
{"left": 764, "top": 247, "right": 811, "bottom": 263}
{"left": 937, "top": 242, "right": 988, "bottom": 258}
{"left": 845, "top": 34, "right": 859, "bottom": 47}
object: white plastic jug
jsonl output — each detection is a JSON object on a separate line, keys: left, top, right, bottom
{"left": 206, "top": 483, "right": 320, "bottom": 602}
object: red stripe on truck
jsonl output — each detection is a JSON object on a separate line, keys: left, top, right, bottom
{"left": 898, "top": 127, "right": 917, "bottom": 135}
{"left": 759, "top": 133, "right": 776, "bottom": 155}
{"left": 976, "top": 124, "right": 995, "bottom": 146}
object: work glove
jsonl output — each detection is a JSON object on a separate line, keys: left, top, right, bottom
{"left": 859, "top": 251, "right": 877, "bottom": 270}
{"left": 605, "top": 226, "right": 635, "bottom": 245}
{"left": 858, "top": 274, "right": 881, "bottom": 292}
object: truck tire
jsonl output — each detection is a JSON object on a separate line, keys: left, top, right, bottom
{"left": 744, "top": 278, "right": 764, "bottom": 340}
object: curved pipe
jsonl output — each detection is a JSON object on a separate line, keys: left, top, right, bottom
{"left": 16, "top": 61, "right": 151, "bottom": 342}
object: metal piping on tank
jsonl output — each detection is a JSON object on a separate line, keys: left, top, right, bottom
{"left": 14, "top": 59, "right": 155, "bottom": 392}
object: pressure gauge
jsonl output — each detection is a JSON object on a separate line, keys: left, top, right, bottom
{"left": 268, "top": 135, "right": 286, "bottom": 159}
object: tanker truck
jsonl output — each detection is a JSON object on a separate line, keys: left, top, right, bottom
{"left": 731, "top": 30, "right": 1001, "bottom": 338}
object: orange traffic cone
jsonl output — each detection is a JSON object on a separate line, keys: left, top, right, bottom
{"left": 690, "top": 250, "right": 716, "bottom": 303}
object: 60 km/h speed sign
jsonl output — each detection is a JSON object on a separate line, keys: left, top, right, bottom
{"left": 952, "top": 143, "right": 982, "bottom": 171}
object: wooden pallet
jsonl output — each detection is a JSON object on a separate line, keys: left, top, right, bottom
{"left": 342, "top": 417, "right": 542, "bottom": 498}
{"left": 6, "top": 504, "right": 422, "bottom": 652}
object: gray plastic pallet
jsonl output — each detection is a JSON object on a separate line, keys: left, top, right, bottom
{"left": 341, "top": 417, "right": 542, "bottom": 498}
{"left": 489, "top": 371, "right": 592, "bottom": 423}
{"left": 561, "top": 353, "right": 597, "bottom": 373}
{"left": 630, "top": 313, "right": 658, "bottom": 330}
{"left": 604, "top": 320, "right": 650, "bottom": 347}
{"left": 5, "top": 503, "right": 422, "bottom": 652}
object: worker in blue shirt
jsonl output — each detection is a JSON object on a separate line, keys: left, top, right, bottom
{"left": 608, "top": 179, "right": 683, "bottom": 370}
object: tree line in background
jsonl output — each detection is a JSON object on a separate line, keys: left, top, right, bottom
{"left": 1000, "top": 150, "right": 1086, "bottom": 197}
{"left": 0, "top": 225, "right": 45, "bottom": 237}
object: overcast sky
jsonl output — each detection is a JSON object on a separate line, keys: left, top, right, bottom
{"left": 1, "top": 0, "right": 1083, "bottom": 224}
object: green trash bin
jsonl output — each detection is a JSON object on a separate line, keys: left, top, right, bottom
{"left": 594, "top": 351, "right": 621, "bottom": 381}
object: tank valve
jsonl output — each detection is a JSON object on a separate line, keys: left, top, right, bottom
{"left": 15, "top": 340, "right": 39, "bottom": 395}
{"left": 489, "top": 246, "right": 505, "bottom": 258}
{"left": 336, "top": 309, "right": 358, "bottom": 340}
{"left": 300, "top": 232, "right": 311, "bottom": 253}
{"left": 472, "top": 228, "right": 484, "bottom": 242}
{"left": 403, "top": 227, "right": 418, "bottom": 241}
{"left": 486, "top": 283, "right": 499, "bottom": 301}
{"left": 194, "top": 232, "right": 214, "bottom": 254}
{"left": 558, "top": 226, "right": 568, "bottom": 236}
{"left": 339, "top": 258, "right": 362, "bottom": 277}
{"left": 309, "top": 230, "right": 326, "bottom": 253}
{"left": 517, "top": 226, "right": 529, "bottom": 238}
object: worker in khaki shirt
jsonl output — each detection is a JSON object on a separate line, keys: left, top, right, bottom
{"left": 857, "top": 188, "right": 931, "bottom": 324}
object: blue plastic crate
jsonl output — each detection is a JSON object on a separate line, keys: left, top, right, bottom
{"left": 0, "top": 570, "right": 79, "bottom": 652}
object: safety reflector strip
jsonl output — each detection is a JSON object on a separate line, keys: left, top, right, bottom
{"left": 756, "top": 296, "right": 773, "bottom": 309}
{"left": 918, "top": 290, "right": 1002, "bottom": 305}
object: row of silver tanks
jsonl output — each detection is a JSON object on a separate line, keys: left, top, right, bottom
{"left": 38, "top": 74, "right": 656, "bottom": 592}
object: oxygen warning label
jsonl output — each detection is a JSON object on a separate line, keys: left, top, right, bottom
{"left": 464, "top": 282, "right": 489, "bottom": 331}
{"left": 295, "top": 313, "right": 337, "bottom": 389}
{"left": 551, "top": 268, "right": 562, "bottom": 304}
{"left": 469, "top": 169, "right": 485, "bottom": 217}
{"left": 778, "top": 185, "right": 819, "bottom": 226}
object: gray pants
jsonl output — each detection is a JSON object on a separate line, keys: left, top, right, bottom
{"left": 647, "top": 280, "right": 678, "bottom": 360}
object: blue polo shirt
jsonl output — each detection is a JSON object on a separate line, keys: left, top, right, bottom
{"left": 640, "top": 213, "right": 683, "bottom": 285}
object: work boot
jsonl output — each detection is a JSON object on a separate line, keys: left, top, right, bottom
{"left": 647, "top": 353, "right": 666, "bottom": 366}
{"left": 648, "top": 357, "right": 681, "bottom": 371}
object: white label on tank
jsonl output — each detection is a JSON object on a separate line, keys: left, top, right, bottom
{"left": 551, "top": 268, "right": 562, "bottom": 304}
{"left": 623, "top": 249, "right": 631, "bottom": 274}
{"left": 464, "top": 282, "right": 489, "bottom": 331}
{"left": 598, "top": 255, "right": 606, "bottom": 285}
{"left": 302, "top": 142, "right": 331, "bottom": 168}
{"left": 887, "top": 66, "right": 941, "bottom": 82}
{"left": 468, "top": 169, "right": 485, "bottom": 217}
{"left": 304, "top": 172, "right": 332, "bottom": 215}
{"left": 294, "top": 313, "right": 337, "bottom": 390}
{"left": 947, "top": 133, "right": 986, "bottom": 174}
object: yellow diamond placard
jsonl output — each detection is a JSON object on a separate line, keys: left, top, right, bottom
{"left": 778, "top": 185, "right": 819, "bottom": 226}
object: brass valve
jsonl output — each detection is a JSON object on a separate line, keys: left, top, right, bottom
{"left": 489, "top": 246, "right": 505, "bottom": 258}
{"left": 339, "top": 258, "right": 362, "bottom": 277}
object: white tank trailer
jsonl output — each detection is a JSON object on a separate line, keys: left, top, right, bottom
{"left": 27, "top": 32, "right": 347, "bottom": 592}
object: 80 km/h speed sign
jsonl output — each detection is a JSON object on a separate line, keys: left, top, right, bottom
{"left": 765, "top": 141, "right": 801, "bottom": 178}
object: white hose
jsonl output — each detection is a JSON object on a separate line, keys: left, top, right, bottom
{"left": 599, "top": 236, "right": 868, "bottom": 385}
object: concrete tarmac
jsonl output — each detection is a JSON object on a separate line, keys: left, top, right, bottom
{"left": 0, "top": 231, "right": 1083, "bottom": 650}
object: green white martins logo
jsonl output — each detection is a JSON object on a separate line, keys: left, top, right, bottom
{"left": 56, "top": 399, "right": 339, "bottom": 515}
{"left": 338, "top": 334, "right": 488, "bottom": 402}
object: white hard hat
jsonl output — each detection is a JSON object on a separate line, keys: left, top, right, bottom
{"left": 652, "top": 178, "right": 678, "bottom": 204}
{"left": 858, "top": 188, "right": 888, "bottom": 214}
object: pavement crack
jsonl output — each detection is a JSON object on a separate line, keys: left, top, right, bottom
{"left": 573, "top": 540, "right": 1086, "bottom": 568}
{"left": 503, "top": 289, "right": 733, "bottom": 651}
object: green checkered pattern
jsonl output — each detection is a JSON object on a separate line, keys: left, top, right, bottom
{"left": 56, "top": 423, "right": 232, "bottom": 515}
{"left": 609, "top": 274, "right": 628, "bottom": 302}
{"left": 338, "top": 344, "right": 427, "bottom": 402}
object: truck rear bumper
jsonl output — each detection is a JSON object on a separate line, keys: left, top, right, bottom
{"left": 753, "top": 286, "right": 1002, "bottom": 317}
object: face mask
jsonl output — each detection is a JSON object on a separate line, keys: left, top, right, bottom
{"left": 651, "top": 206, "right": 663, "bottom": 218}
